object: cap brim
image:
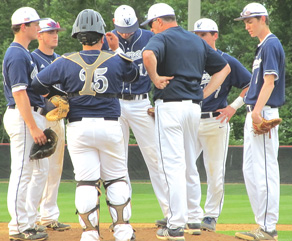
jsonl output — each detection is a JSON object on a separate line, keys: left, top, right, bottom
{"left": 39, "top": 27, "right": 66, "bottom": 33}
{"left": 12, "top": 17, "right": 45, "bottom": 26}
{"left": 140, "top": 19, "right": 152, "bottom": 27}
{"left": 234, "top": 14, "right": 268, "bottom": 21}
{"left": 114, "top": 21, "right": 139, "bottom": 33}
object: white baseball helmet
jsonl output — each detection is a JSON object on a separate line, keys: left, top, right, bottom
{"left": 140, "top": 3, "right": 175, "bottom": 26}
{"left": 11, "top": 7, "right": 41, "bottom": 25}
{"left": 235, "top": 3, "right": 268, "bottom": 21}
{"left": 114, "top": 5, "right": 139, "bottom": 34}
{"left": 193, "top": 18, "right": 218, "bottom": 32}
{"left": 39, "top": 18, "right": 65, "bottom": 33}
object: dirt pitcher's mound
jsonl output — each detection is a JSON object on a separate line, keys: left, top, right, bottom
{"left": 0, "top": 223, "right": 240, "bottom": 241}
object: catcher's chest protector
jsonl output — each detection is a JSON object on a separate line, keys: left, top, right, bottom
{"left": 63, "top": 52, "right": 115, "bottom": 96}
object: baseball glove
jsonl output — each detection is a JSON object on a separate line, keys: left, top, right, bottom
{"left": 147, "top": 107, "right": 155, "bottom": 118}
{"left": 29, "top": 128, "right": 58, "bottom": 160}
{"left": 46, "top": 95, "right": 69, "bottom": 121}
{"left": 252, "top": 117, "right": 282, "bottom": 135}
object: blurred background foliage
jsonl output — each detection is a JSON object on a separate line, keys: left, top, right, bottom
{"left": 0, "top": 0, "right": 290, "bottom": 144}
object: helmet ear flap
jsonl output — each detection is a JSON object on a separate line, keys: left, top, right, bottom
{"left": 71, "top": 9, "right": 106, "bottom": 38}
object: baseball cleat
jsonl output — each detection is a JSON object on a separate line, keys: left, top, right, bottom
{"left": 34, "top": 225, "right": 46, "bottom": 233}
{"left": 156, "top": 227, "right": 185, "bottom": 240}
{"left": 155, "top": 217, "right": 167, "bottom": 228}
{"left": 184, "top": 223, "right": 201, "bottom": 235}
{"left": 46, "top": 221, "right": 71, "bottom": 231}
{"left": 201, "top": 217, "right": 216, "bottom": 231}
{"left": 235, "top": 227, "right": 278, "bottom": 240}
{"left": 9, "top": 229, "right": 48, "bottom": 240}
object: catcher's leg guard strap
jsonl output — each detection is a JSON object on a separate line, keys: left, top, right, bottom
{"left": 77, "top": 205, "right": 100, "bottom": 232}
{"left": 104, "top": 177, "right": 131, "bottom": 227}
{"left": 76, "top": 179, "right": 102, "bottom": 232}
{"left": 106, "top": 198, "right": 131, "bottom": 227}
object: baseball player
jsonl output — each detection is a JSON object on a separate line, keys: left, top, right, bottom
{"left": 234, "top": 3, "right": 285, "bottom": 241}
{"left": 30, "top": 18, "right": 70, "bottom": 231}
{"left": 102, "top": 4, "right": 169, "bottom": 221}
{"left": 192, "top": 18, "right": 251, "bottom": 232}
{"left": 142, "top": 3, "right": 230, "bottom": 240}
{"left": 2, "top": 7, "right": 48, "bottom": 241}
{"left": 32, "top": 9, "right": 139, "bottom": 241}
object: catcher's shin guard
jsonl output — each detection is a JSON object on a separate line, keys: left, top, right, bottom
{"left": 76, "top": 179, "right": 102, "bottom": 232}
{"left": 104, "top": 177, "right": 131, "bottom": 227}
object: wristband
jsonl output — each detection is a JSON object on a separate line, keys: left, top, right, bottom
{"left": 230, "top": 96, "right": 244, "bottom": 110}
{"left": 114, "top": 47, "right": 124, "bottom": 54}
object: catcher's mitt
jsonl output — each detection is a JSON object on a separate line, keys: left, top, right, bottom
{"left": 29, "top": 128, "right": 58, "bottom": 160}
{"left": 252, "top": 117, "right": 282, "bottom": 135}
{"left": 46, "top": 95, "right": 69, "bottom": 121}
{"left": 147, "top": 107, "right": 155, "bottom": 118}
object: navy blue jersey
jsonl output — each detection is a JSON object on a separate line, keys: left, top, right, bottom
{"left": 201, "top": 49, "right": 251, "bottom": 111}
{"left": 32, "top": 50, "right": 139, "bottom": 119}
{"left": 2, "top": 42, "right": 45, "bottom": 107}
{"left": 245, "top": 34, "right": 285, "bottom": 107}
{"left": 144, "top": 26, "right": 228, "bottom": 101}
{"left": 102, "top": 28, "right": 154, "bottom": 95}
{"left": 32, "top": 48, "right": 59, "bottom": 70}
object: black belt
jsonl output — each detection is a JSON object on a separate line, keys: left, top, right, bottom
{"left": 118, "top": 93, "right": 148, "bottom": 100}
{"left": 67, "top": 92, "right": 117, "bottom": 98}
{"left": 163, "top": 99, "right": 200, "bottom": 104}
{"left": 8, "top": 105, "right": 44, "bottom": 114}
{"left": 246, "top": 105, "right": 254, "bottom": 112}
{"left": 201, "top": 112, "right": 220, "bottom": 119}
{"left": 68, "top": 117, "right": 118, "bottom": 123}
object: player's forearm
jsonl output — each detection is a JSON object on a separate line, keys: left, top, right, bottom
{"left": 203, "top": 64, "right": 231, "bottom": 99}
{"left": 253, "top": 75, "right": 275, "bottom": 115}
{"left": 142, "top": 50, "right": 159, "bottom": 83}
{"left": 229, "top": 86, "right": 249, "bottom": 110}
{"left": 32, "top": 76, "right": 50, "bottom": 96}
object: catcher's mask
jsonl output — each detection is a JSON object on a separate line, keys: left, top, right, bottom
{"left": 71, "top": 9, "right": 106, "bottom": 38}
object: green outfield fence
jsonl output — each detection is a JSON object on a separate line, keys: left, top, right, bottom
{"left": 0, "top": 144, "right": 291, "bottom": 183}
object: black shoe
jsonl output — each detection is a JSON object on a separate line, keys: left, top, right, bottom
{"left": 155, "top": 217, "right": 167, "bottom": 228}
{"left": 235, "top": 227, "right": 278, "bottom": 240}
{"left": 156, "top": 227, "right": 185, "bottom": 240}
{"left": 201, "top": 217, "right": 216, "bottom": 231}
{"left": 46, "top": 221, "right": 71, "bottom": 231}
{"left": 9, "top": 229, "right": 48, "bottom": 240}
{"left": 184, "top": 223, "right": 201, "bottom": 235}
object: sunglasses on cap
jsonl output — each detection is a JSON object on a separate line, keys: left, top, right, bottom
{"left": 240, "top": 10, "right": 266, "bottom": 17}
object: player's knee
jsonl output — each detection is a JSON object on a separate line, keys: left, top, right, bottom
{"left": 104, "top": 177, "right": 132, "bottom": 226}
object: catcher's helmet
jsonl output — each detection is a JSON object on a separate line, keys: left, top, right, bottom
{"left": 71, "top": 9, "right": 106, "bottom": 38}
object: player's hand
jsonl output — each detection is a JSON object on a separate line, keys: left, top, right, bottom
{"left": 153, "top": 75, "right": 173, "bottom": 89}
{"left": 216, "top": 105, "right": 236, "bottom": 123}
{"left": 105, "top": 32, "right": 119, "bottom": 51}
{"left": 30, "top": 127, "right": 47, "bottom": 146}
{"left": 251, "top": 111, "right": 263, "bottom": 124}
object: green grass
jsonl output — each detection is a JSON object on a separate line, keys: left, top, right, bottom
{"left": 1, "top": 181, "right": 291, "bottom": 240}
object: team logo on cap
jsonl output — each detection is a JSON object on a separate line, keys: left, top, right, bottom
{"left": 196, "top": 22, "right": 203, "bottom": 29}
{"left": 124, "top": 18, "right": 132, "bottom": 26}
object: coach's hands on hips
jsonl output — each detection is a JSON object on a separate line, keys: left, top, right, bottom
{"left": 105, "top": 32, "right": 119, "bottom": 52}
{"left": 216, "top": 105, "right": 236, "bottom": 123}
{"left": 153, "top": 75, "right": 173, "bottom": 89}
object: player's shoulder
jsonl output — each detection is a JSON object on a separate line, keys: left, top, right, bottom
{"left": 62, "top": 52, "right": 78, "bottom": 58}
{"left": 139, "top": 28, "right": 154, "bottom": 37}
{"left": 117, "top": 53, "right": 133, "bottom": 62}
